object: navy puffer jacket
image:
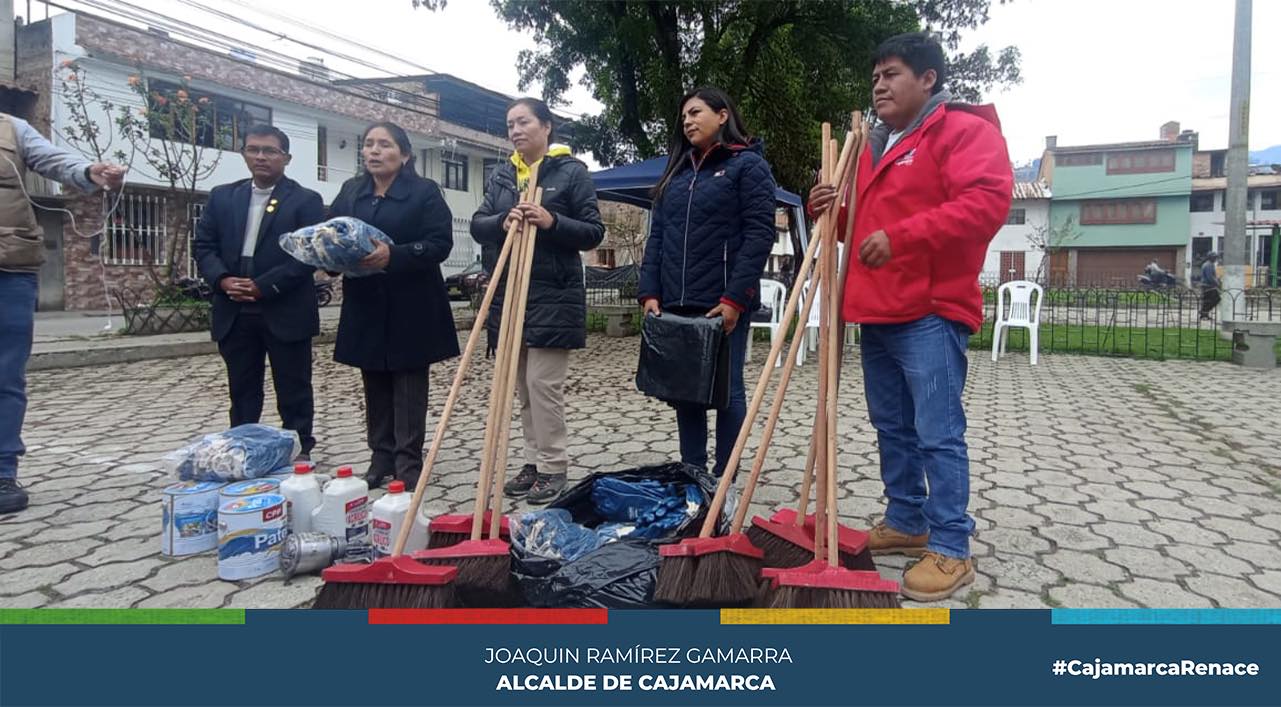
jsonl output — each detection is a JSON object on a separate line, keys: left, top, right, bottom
{"left": 637, "top": 140, "right": 777, "bottom": 313}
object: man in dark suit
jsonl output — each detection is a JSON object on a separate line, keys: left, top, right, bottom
{"left": 194, "top": 125, "right": 325, "bottom": 459}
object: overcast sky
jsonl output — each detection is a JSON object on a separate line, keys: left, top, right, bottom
{"left": 43, "top": 0, "right": 1280, "bottom": 165}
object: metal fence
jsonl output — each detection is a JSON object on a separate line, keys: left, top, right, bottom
{"left": 443, "top": 216, "right": 477, "bottom": 276}
{"left": 970, "top": 285, "right": 1280, "bottom": 361}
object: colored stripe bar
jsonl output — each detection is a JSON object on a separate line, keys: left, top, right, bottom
{"left": 1053, "top": 609, "right": 1281, "bottom": 625}
{"left": 370, "top": 609, "right": 609, "bottom": 625}
{"left": 721, "top": 608, "right": 949, "bottom": 625}
{"left": 0, "top": 609, "right": 245, "bottom": 625}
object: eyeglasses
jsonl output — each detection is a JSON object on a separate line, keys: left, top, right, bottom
{"left": 242, "top": 146, "right": 286, "bottom": 157}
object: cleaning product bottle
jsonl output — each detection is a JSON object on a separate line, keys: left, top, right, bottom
{"left": 311, "top": 466, "right": 369, "bottom": 544}
{"left": 279, "top": 462, "right": 323, "bottom": 534}
{"left": 370, "top": 481, "right": 429, "bottom": 557}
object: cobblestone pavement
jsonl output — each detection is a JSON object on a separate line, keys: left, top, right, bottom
{"left": 4, "top": 333, "right": 1280, "bottom": 610}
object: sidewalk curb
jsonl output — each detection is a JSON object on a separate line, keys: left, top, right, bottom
{"left": 30, "top": 332, "right": 339, "bottom": 372}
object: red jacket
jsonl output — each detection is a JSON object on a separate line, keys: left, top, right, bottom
{"left": 828, "top": 103, "right": 1013, "bottom": 333}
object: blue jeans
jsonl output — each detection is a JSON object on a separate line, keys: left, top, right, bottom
{"left": 0, "top": 272, "right": 37, "bottom": 480}
{"left": 860, "top": 315, "right": 975, "bottom": 559}
{"left": 675, "top": 321, "right": 748, "bottom": 477}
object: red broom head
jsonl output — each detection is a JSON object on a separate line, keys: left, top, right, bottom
{"left": 774, "top": 565, "right": 900, "bottom": 594}
{"left": 658, "top": 533, "right": 763, "bottom": 560}
{"left": 750, "top": 516, "right": 815, "bottom": 550}
{"left": 413, "top": 538, "right": 510, "bottom": 562}
{"left": 768, "top": 508, "right": 800, "bottom": 526}
{"left": 320, "top": 556, "right": 457, "bottom": 586}
{"left": 428, "top": 512, "right": 512, "bottom": 538}
{"left": 765, "top": 511, "right": 871, "bottom": 557}
{"left": 760, "top": 559, "right": 827, "bottom": 589}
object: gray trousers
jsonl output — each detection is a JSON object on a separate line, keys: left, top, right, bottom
{"left": 362, "top": 368, "right": 429, "bottom": 483}
{"left": 516, "top": 346, "right": 570, "bottom": 475}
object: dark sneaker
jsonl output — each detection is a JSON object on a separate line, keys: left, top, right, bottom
{"left": 525, "top": 474, "right": 567, "bottom": 505}
{"left": 504, "top": 464, "right": 539, "bottom": 498}
{"left": 0, "top": 478, "right": 30, "bottom": 514}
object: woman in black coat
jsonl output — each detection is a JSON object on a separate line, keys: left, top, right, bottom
{"left": 471, "top": 98, "right": 605, "bottom": 504}
{"left": 331, "top": 121, "right": 459, "bottom": 490}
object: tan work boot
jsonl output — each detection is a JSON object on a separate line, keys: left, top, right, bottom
{"left": 867, "top": 522, "right": 929, "bottom": 557}
{"left": 901, "top": 551, "right": 975, "bottom": 602}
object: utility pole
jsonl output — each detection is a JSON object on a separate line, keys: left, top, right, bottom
{"left": 1221, "top": 0, "right": 1251, "bottom": 320}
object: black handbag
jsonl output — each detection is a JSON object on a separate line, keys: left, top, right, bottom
{"left": 635, "top": 311, "right": 730, "bottom": 409}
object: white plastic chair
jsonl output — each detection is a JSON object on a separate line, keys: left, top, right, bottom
{"left": 748, "top": 278, "right": 786, "bottom": 367}
{"left": 992, "top": 280, "right": 1043, "bottom": 365}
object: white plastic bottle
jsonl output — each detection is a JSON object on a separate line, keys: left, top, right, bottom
{"left": 279, "top": 463, "right": 323, "bottom": 535}
{"left": 311, "top": 466, "right": 370, "bottom": 544}
{"left": 370, "top": 481, "right": 429, "bottom": 557}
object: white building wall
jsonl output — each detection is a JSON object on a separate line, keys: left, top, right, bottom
{"left": 982, "top": 199, "right": 1049, "bottom": 279}
{"left": 49, "top": 18, "right": 509, "bottom": 277}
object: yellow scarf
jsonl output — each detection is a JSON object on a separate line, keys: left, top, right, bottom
{"left": 512, "top": 143, "right": 573, "bottom": 192}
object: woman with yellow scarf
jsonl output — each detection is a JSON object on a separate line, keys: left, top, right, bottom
{"left": 470, "top": 98, "right": 605, "bottom": 505}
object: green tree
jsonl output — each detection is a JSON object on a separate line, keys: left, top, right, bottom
{"left": 439, "top": 0, "right": 1020, "bottom": 194}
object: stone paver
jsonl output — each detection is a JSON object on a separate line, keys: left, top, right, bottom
{"left": 1, "top": 334, "right": 1278, "bottom": 609}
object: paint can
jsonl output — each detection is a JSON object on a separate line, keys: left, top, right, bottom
{"left": 160, "top": 480, "right": 225, "bottom": 556}
{"left": 217, "top": 493, "right": 288, "bottom": 581}
{"left": 220, "top": 478, "right": 282, "bottom": 504}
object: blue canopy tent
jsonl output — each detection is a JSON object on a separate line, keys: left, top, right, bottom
{"left": 590, "top": 156, "right": 809, "bottom": 271}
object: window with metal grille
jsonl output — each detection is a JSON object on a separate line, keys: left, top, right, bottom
{"left": 1056, "top": 152, "right": 1102, "bottom": 167}
{"left": 147, "top": 80, "right": 271, "bottom": 151}
{"left": 443, "top": 154, "right": 469, "bottom": 191}
{"left": 103, "top": 191, "right": 168, "bottom": 266}
{"left": 1005, "top": 208, "right": 1026, "bottom": 225}
{"left": 1190, "top": 193, "right": 1214, "bottom": 212}
{"left": 1106, "top": 149, "right": 1175, "bottom": 175}
{"left": 483, "top": 157, "right": 502, "bottom": 187}
{"left": 1080, "top": 198, "right": 1157, "bottom": 225}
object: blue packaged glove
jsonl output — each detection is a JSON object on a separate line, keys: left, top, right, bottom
{"left": 279, "top": 217, "right": 393, "bottom": 277}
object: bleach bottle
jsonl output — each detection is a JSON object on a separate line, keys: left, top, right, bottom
{"left": 370, "top": 481, "right": 429, "bottom": 557}
{"left": 311, "top": 466, "right": 369, "bottom": 544}
{"left": 279, "top": 463, "right": 323, "bottom": 534}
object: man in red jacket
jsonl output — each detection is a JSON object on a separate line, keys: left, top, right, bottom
{"left": 810, "top": 32, "right": 1013, "bottom": 602}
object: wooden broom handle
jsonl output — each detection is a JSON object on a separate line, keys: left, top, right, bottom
{"left": 695, "top": 125, "right": 858, "bottom": 537}
{"left": 795, "top": 116, "right": 865, "bottom": 527}
{"left": 487, "top": 187, "right": 545, "bottom": 539}
{"left": 391, "top": 193, "right": 522, "bottom": 556}
{"left": 729, "top": 247, "right": 826, "bottom": 533}
{"left": 470, "top": 168, "right": 540, "bottom": 539}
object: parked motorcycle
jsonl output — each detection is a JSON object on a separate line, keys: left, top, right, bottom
{"left": 1137, "top": 263, "right": 1180, "bottom": 290}
{"left": 315, "top": 278, "right": 335, "bottom": 307}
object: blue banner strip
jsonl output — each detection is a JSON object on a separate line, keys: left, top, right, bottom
{"left": 1053, "top": 609, "right": 1281, "bottom": 625}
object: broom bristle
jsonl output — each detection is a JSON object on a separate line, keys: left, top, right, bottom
{"left": 838, "top": 547, "right": 877, "bottom": 571}
{"left": 768, "top": 585, "right": 901, "bottom": 609}
{"left": 313, "top": 581, "right": 458, "bottom": 609}
{"left": 311, "top": 557, "right": 458, "bottom": 609}
{"left": 426, "top": 531, "right": 468, "bottom": 549}
{"left": 745, "top": 524, "right": 814, "bottom": 569}
{"left": 653, "top": 556, "right": 696, "bottom": 605}
{"left": 689, "top": 551, "right": 762, "bottom": 607}
{"left": 414, "top": 541, "right": 517, "bottom": 607}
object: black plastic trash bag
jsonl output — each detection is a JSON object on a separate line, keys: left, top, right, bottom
{"left": 635, "top": 311, "right": 729, "bottom": 409}
{"left": 511, "top": 462, "right": 732, "bottom": 608}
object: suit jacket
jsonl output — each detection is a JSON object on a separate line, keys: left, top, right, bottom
{"left": 194, "top": 176, "right": 325, "bottom": 342}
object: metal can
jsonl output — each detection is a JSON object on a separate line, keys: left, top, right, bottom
{"left": 219, "top": 478, "right": 282, "bottom": 504}
{"left": 217, "top": 494, "right": 287, "bottom": 581}
{"left": 160, "top": 480, "right": 225, "bottom": 556}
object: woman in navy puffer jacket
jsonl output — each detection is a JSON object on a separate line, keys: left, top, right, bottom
{"left": 637, "top": 86, "right": 777, "bottom": 478}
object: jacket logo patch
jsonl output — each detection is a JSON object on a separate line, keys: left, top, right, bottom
{"left": 894, "top": 149, "right": 916, "bottom": 167}
{"left": 543, "top": 186, "right": 557, "bottom": 192}
{"left": 714, "top": 170, "right": 726, "bottom": 177}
